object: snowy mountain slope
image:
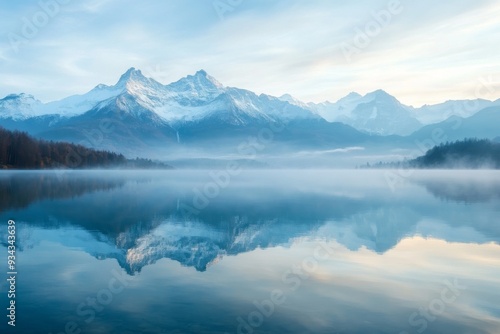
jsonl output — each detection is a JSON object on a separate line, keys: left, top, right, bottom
{"left": 282, "top": 91, "right": 500, "bottom": 133}
{"left": 0, "top": 68, "right": 320, "bottom": 126}
{"left": 2, "top": 68, "right": 498, "bottom": 152}
{"left": 0, "top": 93, "right": 44, "bottom": 120}
{"left": 338, "top": 90, "right": 422, "bottom": 136}
{"left": 46, "top": 67, "right": 174, "bottom": 119}
{"left": 408, "top": 99, "right": 499, "bottom": 124}
{"left": 2, "top": 68, "right": 335, "bottom": 151}
{"left": 147, "top": 70, "right": 320, "bottom": 125}
{"left": 0, "top": 69, "right": 143, "bottom": 120}
{"left": 308, "top": 92, "right": 363, "bottom": 121}
{"left": 296, "top": 90, "right": 422, "bottom": 136}
{"left": 43, "top": 83, "right": 124, "bottom": 117}
{"left": 36, "top": 92, "right": 179, "bottom": 152}
{"left": 103, "top": 68, "right": 227, "bottom": 123}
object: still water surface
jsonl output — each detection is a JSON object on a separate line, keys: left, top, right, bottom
{"left": 0, "top": 170, "right": 499, "bottom": 334}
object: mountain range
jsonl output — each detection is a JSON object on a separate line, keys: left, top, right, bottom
{"left": 1, "top": 68, "right": 499, "bottom": 157}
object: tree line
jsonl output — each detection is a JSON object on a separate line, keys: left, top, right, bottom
{"left": 410, "top": 138, "right": 500, "bottom": 169}
{"left": 360, "top": 138, "right": 500, "bottom": 169}
{"left": 0, "top": 127, "right": 127, "bottom": 169}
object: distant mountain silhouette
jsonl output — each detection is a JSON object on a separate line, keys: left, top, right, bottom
{"left": 410, "top": 107, "right": 500, "bottom": 142}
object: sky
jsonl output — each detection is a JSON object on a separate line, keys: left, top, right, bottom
{"left": 0, "top": 0, "right": 499, "bottom": 106}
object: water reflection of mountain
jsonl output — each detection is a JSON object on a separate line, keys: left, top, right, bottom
{"left": 1, "top": 171, "right": 499, "bottom": 274}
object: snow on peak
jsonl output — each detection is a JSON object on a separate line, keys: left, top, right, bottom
{"left": 3, "top": 93, "right": 34, "bottom": 100}
{"left": 194, "top": 69, "right": 223, "bottom": 89}
{"left": 116, "top": 67, "right": 146, "bottom": 85}
{"left": 0, "top": 93, "right": 43, "bottom": 120}
{"left": 6, "top": 69, "right": 487, "bottom": 134}
{"left": 115, "top": 67, "right": 163, "bottom": 92}
{"left": 105, "top": 67, "right": 145, "bottom": 89}
{"left": 169, "top": 70, "right": 224, "bottom": 93}
{"left": 108, "top": 68, "right": 168, "bottom": 106}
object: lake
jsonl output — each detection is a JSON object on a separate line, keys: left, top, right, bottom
{"left": 0, "top": 169, "right": 499, "bottom": 334}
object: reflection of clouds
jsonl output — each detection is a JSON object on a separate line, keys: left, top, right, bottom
{"left": 6, "top": 170, "right": 500, "bottom": 333}
{"left": 14, "top": 231, "right": 500, "bottom": 333}
{"left": 268, "top": 238, "right": 500, "bottom": 333}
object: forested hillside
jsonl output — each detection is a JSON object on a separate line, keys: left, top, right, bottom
{"left": 410, "top": 139, "right": 500, "bottom": 169}
{"left": 0, "top": 127, "right": 134, "bottom": 169}
{"left": 363, "top": 138, "right": 500, "bottom": 169}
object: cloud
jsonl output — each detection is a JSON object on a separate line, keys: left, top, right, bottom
{"left": 293, "top": 147, "right": 366, "bottom": 157}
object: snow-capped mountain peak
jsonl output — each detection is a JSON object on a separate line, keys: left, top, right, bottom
{"left": 114, "top": 67, "right": 164, "bottom": 94}
{"left": 193, "top": 69, "right": 224, "bottom": 89}
{"left": 167, "top": 69, "right": 224, "bottom": 97}
{"left": 116, "top": 67, "right": 148, "bottom": 86}
{"left": 308, "top": 90, "right": 422, "bottom": 135}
